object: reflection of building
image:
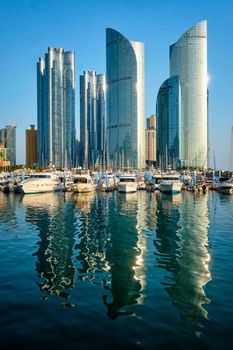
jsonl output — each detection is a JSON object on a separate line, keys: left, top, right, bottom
{"left": 106, "top": 28, "right": 145, "bottom": 170}
{"left": 24, "top": 194, "right": 76, "bottom": 302}
{"left": 103, "top": 192, "right": 142, "bottom": 319}
{"left": 145, "top": 115, "right": 156, "bottom": 167}
{"left": 0, "top": 125, "right": 16, "bottom": 165}
{"left": 37, "top": 47, "right": 76, "bottom": 168}
{"left": 26, "top": 125, "right": 37, "bottom": 167}
{"left": 80, "top": 71, "right": 107, "bottom": 169}
{"left": 154, "top": 192, "right": 211, "bottom": 333}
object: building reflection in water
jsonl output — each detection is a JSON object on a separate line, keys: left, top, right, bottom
{"left": 74, "top": 192, "right": 111, "bottom": 284}
{"left": 102, "top": 192, "right": 145, "bottom": 319}
{"left": 23, "top": 193, "right": 76, "bottom": 304}
{"left": 154, "top": 192, "right": 211, "bottom": 333}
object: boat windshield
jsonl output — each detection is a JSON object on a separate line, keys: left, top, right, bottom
{"left": 120, "top": 178, "right": 136, "bottom": 183}
{"left": 30, "top": 175, "right": 51, "bottom": 179}
{"left": 74, "top": 177, "right": 88, "bottom": 184}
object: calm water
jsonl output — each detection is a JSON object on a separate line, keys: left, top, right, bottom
{"left": 0, "top": 190, "right": 233, "bottom": 350}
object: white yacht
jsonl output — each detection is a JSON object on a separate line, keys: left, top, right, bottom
{"left": 71, "top": 174, "right": 97, "bottom": 193}
{"left": 22, "top": 173, "right": 63, "bottom": 194}
{"left": 160, "top": 180, "right": 183, "bottom": 194}
{"left": 159, "top": 174, "right": 182, "bottom": 194}
{"left": 216, "top": 176, "right": 233, "bottom": 194}
{"left": 118, "top": 174, "right": 137, "bottom": 193}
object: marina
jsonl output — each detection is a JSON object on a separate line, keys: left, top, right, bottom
{"left": 0, "top": 189, "right": 233, "bottom": 349}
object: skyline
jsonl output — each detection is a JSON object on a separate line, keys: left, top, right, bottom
{"left": 0, "top": 0, "right": 233, "bottom": 169}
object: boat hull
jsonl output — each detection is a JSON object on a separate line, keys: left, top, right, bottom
{"left": 160, "top": 182, "right": 182, "bottom": 194}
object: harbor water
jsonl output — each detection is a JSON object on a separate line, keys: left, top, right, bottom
{"left": 0, "top": 190, "right": 233, "bottom": 349}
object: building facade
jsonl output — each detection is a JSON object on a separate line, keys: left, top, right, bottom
{"left": 106, "top": 28, "right": 145, "bottom": 170}
{"left": 0, "top": 125, "right": 16, "bottom": 166}
{"left": 231, "top": 127, "right": 233, "bottom": 171}
{"left": 156, "top": 76, "right": 181, "bottom": 169}
{"left": 37, "top": 47, "right": 76, "bottom": 169}
{"left": 145, "top": 115, "right": 156, "bottom": 167}
{"left": 26, "top": 125, "right": 37, "bottom": 167}
{"left": 80, "top": 71, "right": 106, "bottom": 169}
{"left": 169, "top": 20, "right": 208, "bottom": 168}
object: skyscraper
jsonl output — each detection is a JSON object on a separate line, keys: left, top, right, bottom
{"left": 0, "top": 125, "right": 16, "bottom": 166}
{"left": 145, "top": 115, "right": 156, "bottom": 167}
{"left": 80, "top": 71, "right": 107, "bottom": 169}
{"left": 26, "top": 125, "right": 37, "bottom": 167}
{"left": 106, "top": 28, "right": 145, "bottom": 170}
{"left": 156, "top": 76, "right": 181, "bottom": 169}
{"left": 231, "top": 127, "right": 233, "bottom": 171}
{"left": 157, "top": 20, "right": 208, "bottom": 169}
{"left": 37, "top": 48, "right": 76, "bottom": 169}
{"left": 170, "top": 20, "right": 208, "bottom": 168}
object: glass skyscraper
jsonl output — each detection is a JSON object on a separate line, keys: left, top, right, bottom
{"left": 156, "top": 76, "right": 181, "bottom": 169}
{"left": 37, "top": 48, "right": 76, "bottom": 169}
{"left": 0, "top": 125, "right": 16, "bottom": 166}
{"left": 80, "top": 71, "right": 107, "bottom": 169}
{"left": 106, "top": 28, "right": 145, "bottom": 170}
{"left": 157, "top": 20, "right": 208, "bottom": 169}
{"left": 170, "top": 20, "right": 208, "bottom": 168}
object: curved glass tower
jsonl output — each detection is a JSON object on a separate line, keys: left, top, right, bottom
{"left": 169, "top": 20, "right": 208, "bottom": 168}
{"left": 156, "top": 75, "right": 181, "bottom": 169}
{"left": 37, "top": 48, "right": 76, "bottom": 169}
{"left": 106, "top": 28, "right": 145, "bottom": 170}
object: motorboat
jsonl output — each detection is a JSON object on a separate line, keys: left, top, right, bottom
{"left": 71, "top": 174, "right": 97, "bottom": 193}
{"left": 98, "top": 174, "right": 116, "bottom": 192}
{"left": 160, "top": 180, "right": 182, "bottom": 194}
{"left": 118, "top": 174, "right": 137, "bottom": 193}
{"left": 22, "top": 173, "right": 63, "bottom": 194}
{"left": 216, "top": 176, "right": 233, "bottom": 194}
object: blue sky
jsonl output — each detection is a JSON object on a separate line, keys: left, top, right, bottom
{"left": 0, "top": 0, "right": 232, "bottom": 169}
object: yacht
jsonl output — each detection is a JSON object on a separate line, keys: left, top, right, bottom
{"left": 98, "top": 174, "right": 115, "bottom": 192}
{"left": 216, "top": 176, "right": 233, "bottom": 194}
{"left": 118, "top": 174, "right": 137, "bottom": 193}
{"left": 22, "top": 173, "right": 63, "bottom": 194}
{"left": 159, "top": 174, "right": 183, "bottom": 194}
{"left": 71, "top": 174, "right": 97, "bottom": 193}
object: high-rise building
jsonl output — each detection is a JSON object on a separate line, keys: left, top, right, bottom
{"left": 0, "top": 125, "right": 16, "bottom": 166}
{"left": 106, "top": 28, "right": 145, "bottom": 170}
{"left": 37, "top": 47, "right": 76, "bottom": 169}
{"left": 145, "top": 115, "right": 156, "bottom": 167}
{"left": 156, "top": 76, "right": 181, "bottom": 169}
{"left": 26, "top": 125, "right": 37, "bottom": 167}
{"left": 170, "top": 20, "right": 208, "bottom": 168}
{"left": 157, "top": 20, "right": 208, "bottom": 169}
{"left": 231, "top": 127, "right": 233, "bottom": 171}
{"left": 80, "top": 71, "right": 106, "bottom": 169}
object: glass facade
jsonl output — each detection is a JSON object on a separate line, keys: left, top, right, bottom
{"left": 106, "top": 28, "right": 145, "bottom": 170}
{"left": 80, "top": 71, "right": 106, "bottom": 169}
{"left": 37, "top": 48, "right": 75, "bottom": 169}
{"left": 169, "top": 20, "right": 208, "bottom": 168}
{"left": 0, "top": 126, "right": 16, "bottom": 166}
{"left": 156, "top": 76, "right": 181, "bottom": 169}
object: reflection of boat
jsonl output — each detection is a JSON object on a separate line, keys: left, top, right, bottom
{"left": 118, "top": 174, "right": 137, "bottom": 193}
{"left": 160, "top": 180, "right": 182, "bottom": 194}
{"left": 73, "top": 192, "right": 96, "bottom": 212}
{"left": 71, "top": 174, "right": 97, "bottom": 193}
{"left": 216, "top": 177, "right": 233, "bottom": 194}
{"left": 22, "top": 173, "right": 63, "bottom": 194}
{"left": 22, "top": 192, "right": 60, "bottom": 208}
